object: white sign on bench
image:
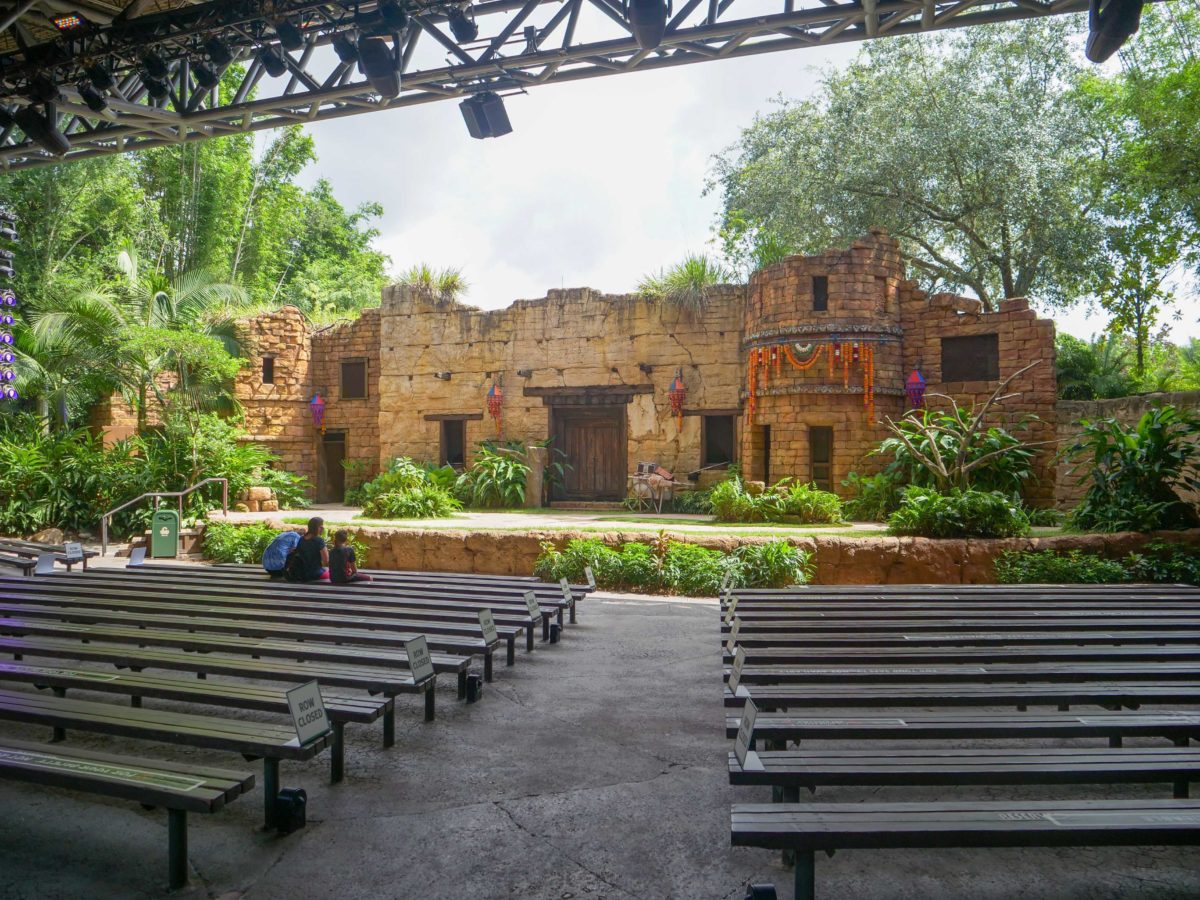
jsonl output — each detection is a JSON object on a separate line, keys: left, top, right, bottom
{"left": 725, "top": 617, "right": 741, "bottom": 654}
{"left": 127, "top": 547, "right": 146, "bottom": 567}
{"left": 523, "top": 590, "right": 541, "bottom": 620}
{"left": 64, "top": 542, "right": 83, "bottom": 562}
{"left": 405, "top": 635, "right": 435, "bottom": 683}
{"left": 728, "top": 646, "right": 747, "bottom": 693}
{"left": 584, "top": 566, "right": 596, "bottom": 590}
{"left": 734, "top": 698, "right": 763, "bottom": 771}
{"left": 723, "top": 594, "right": 739, "bottom": 625}
{"left": 34, "top": 553, "right": 55, "bottom": 575}
{"left": 559, "top": 577, "right": 572, "bottom": 602}
{"left": 478, "top": 608, "right": 498, "bottom": 645}
{"left": 285, "top": 680, "right": 331, "bottom": 745}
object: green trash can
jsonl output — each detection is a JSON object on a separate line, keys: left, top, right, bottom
{"left": 150, "top": 509, "right": 180, "bottom": 558}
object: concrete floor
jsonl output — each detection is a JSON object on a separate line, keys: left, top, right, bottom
{"left": 0, "top": 592, "right": 1198, "bottom": 899}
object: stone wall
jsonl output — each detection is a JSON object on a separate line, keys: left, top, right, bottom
{"left": 376, "top": 283, "right": 744, "bottom": 476}
{"left": 312, "top": 309, "right": 382, "bottom": 484}
{"left": 1055, "top": 390, "right": 1200, "bottom": 510}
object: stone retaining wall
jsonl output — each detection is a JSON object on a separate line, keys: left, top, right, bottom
{"left": 249, "top": 521, "right": 1200, "bottom": 585}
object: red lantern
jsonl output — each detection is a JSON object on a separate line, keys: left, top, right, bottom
{"left": 905, "top": 369, "right": 927, "bottom": 409}
{"left": 309, "top": 393, "right": 326, "bottom": 433}
{"left": 486, "top": 377, "right": 503, "bottom": 433}
{"left": 668, "top": 368, "right": 686, "bottom": 429}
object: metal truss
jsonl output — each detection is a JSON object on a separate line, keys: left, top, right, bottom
{"left": 0, "top": 0, "right": 1134, "bottom": 170}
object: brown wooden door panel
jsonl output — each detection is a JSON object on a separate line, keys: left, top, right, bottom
{"left": 552, "top": 406, "right": 626, "bottom": 501}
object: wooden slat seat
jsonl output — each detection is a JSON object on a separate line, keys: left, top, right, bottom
{"left": 731, "top": 799, "right": 1200, "bottom": 900}
{"left": 723, "top": 629, "right": 1200, "bottom": 648}
{"left": 728, "top": 746, "right": 1200, "bottom": 797}
{"left": 0, "top": 737, "right": 254, "bottom": 888}
{"left": 722, "top": 709, "right": 1200, "bottom": 746}
{"left": 723, "top": 615, "right": 1200, "bottom": 633}
{"left": 723, "top": 607, "right": 1200, "bottom": 623}
{"left": 0, "top": 554, "right": 36, "bottom": 575}
{"left": 727, "top": 660, "right": 1200, "bottom": 685}
{"left": 0, "top": 539, "right": 97, "bottom": 570}
{"left": 0, "top": 661, "right": 389, "bottom": 781}
{"left": 0, "top": 686, "right": 327, "bottom": 829}
{"left": 729, "top": 585, "right": 1200, "bottom": 598}
{"left": 724, "top": 645, "right": 1200, "bottom": 666}
{"left": 723, "top": 680, "right": 1200, "bottom": 711}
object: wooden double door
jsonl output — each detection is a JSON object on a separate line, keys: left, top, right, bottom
{"left": 551, "top": 405, "right": 627, "bottom": 501}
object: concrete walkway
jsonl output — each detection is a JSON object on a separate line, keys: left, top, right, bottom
{"left": 0, "top": 588, "right": 1197, "bottom": 898}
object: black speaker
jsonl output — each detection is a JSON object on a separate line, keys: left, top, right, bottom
{"left": 275, "top": 787, "right": 307, "bottom": 835}
{"left": 459, "top": 92, "right": 512, "bottom": 139}
{"left": 466, "top": 672, "right": 484, "bottom": 703}
{"left": 1086, "top": 0, "right": 1144, "bottom": 62}
{"left": 13, "top": 106, "right": 69, "bottom": 156}
{"left": 744, "top": 886, "right": 778, "bottom": 900}
{"left": 358, "top": 38, "right": 400, "bottom": 98}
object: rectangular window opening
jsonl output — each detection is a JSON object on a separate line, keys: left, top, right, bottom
{"left": 810, "top": 426, "right": 833, "bottom": 493}
{"left": 812, "top": 276, "right": 829, "bottom": 312}
{"left": 341, "top": 359, "right": 368, "bottom": 400}
{"left": 261, "top": 357, "right": 275, "bottom": 385}
{"left": 940, "top": 334, "right": 1000, "bottom": 382}
{"left": 441, "top": 420, "right": 466, "bottom": 467}
{"left": 702, "top": 415, "right": 736, "bottom": 468}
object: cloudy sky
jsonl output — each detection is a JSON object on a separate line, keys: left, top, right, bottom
{"left": 293, "top": 25, "right": 1195, "bottom": 342}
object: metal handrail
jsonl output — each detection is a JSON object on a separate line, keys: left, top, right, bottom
{"left": 100, "top": 477, "right": 229, "bottom": 556}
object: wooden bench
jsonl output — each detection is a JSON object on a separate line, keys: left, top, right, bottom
{"left": 723, "top": 680, "right": 1200, "bottom": 712}
{"left": 0, "top": 587, "right": 523, "bottom": 668}
{"left": 0, "top": 538, "right": 97, "bottom": 570}
{"left": 724, "top": 644, "right": 1200, "bottom": 666}
{"left": 728, "top": 746, "right": 1200, "bottom": 797}
{"left": 727, "top": 660, "right": 1200, "bottom": 685}
{"left": 0, "top": 661, "right": 388, "bottom": 782}
{"left": 722, "top": 615, "right": 1200, "bottom": 633}
{"left": 0, "top": 554, "right": 36, "bottom": 576}
{"left": 0, "top": 687, "right": 328, "bottom": 829}
{"left": 0, "top": 737, "right": 254, "bottom": 888}
{"left": 731, "top": 799, "right": 1200, "bottom": 900}
{"left": 723, "top": 627, "right": 1200, "bottom": 648}
{"left": 0, "top": 633, "right": 438, "bottom": 727}
{"left": 722, "top": 709, "right": 1200, "bottom": 747}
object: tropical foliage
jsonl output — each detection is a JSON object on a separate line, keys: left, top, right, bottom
{"left": 638, "top": 254, "right": 737, "bottom": 314}
{"left": 395, "top": 264, "right": 469, "bottom": 304}
{"left": 203, "top": 521, "right": 370, "bottom": 566}
{"left": 996, "top": 542, "right": 1200, "bottom": 586}
{"left": 351, "top": 457, "right": 461, "bottom": 519}
{"left": 453, "top": 444, "right": 531, "bottom": 509}
{"left": 886, "top": 487, "right": 1031, "bottom": 539}
{"left": 709, "top": 476, "right": 842, "bottom": 524}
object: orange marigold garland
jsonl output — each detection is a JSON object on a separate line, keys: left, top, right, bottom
{"left": 782, "top": 343, "right": 823, "bottom": 371}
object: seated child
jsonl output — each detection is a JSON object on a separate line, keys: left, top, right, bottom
{"left": 328, "top": 530, "right": 372, "bottom": 584}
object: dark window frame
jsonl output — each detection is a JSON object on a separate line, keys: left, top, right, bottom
{"left": 812, "top": 276, "right": 829, "bottom": 312}
{"left": 261, "top": 356, "right": 275, "bottom": 385}
{"left": 940, "top": 333, "right": 1000, "bottom": 383}
{"left": 810, "top": 425, "right": 833, "bottom": 493}
{"left": 701, "top": 415, "right": 737, "bottom": 468}
{"left": 340, "top": 358, "right": 369, "bottom": 400}
{"left": 440, "top": 419, "right": 466, "bottom": 467}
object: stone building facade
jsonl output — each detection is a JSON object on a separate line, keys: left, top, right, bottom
{"left": 91, "top": 230, "right": 1060, "bottom": 505}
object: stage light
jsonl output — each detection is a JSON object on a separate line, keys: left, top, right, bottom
{"left": 0, "top": 266, "right": 13, "bottom": 280}
{"left": 276, "top": 20, "right": 304, "bottom": 51}
{"left": 356, "top": 37, "right": 400, "bottom": 97}
{"left": 28, "top": 76, "right": 62, "bottom": 105}
{"left": 459, "top": 91, "right": 511, "bottom": 138}
{"left": 141, "top": 50, "right": 169, "bottom": 80}
{"left": 258, "top": 46, "right": 288, "bottom": 77}
{"left": 2, "top": 387, "right": 19, "bottom": 400}
{"left": 1086, "top": 0, "right": 1144, "bottom": 62}
{"left": 13, "top": 106, "right": 69, "bottom": 156}
{"left": 332, "top": 33, "right": 359, "bottom": 63}
{"left": 627, "top": 0, "right": 669, "bottom": 50}
{"left": 204, "top": 37, "right": 234, "bottom": 67}
{"left": 192, "top": 62, "right": 219, "bottom": 89}
{"left": 0, "top": 315, "right": 13, "bottom": 327}
{"left": 85, "top": 63, "right": 114, "bottom": 91}
{"left": 0, "top": 370, "right": 14, "bottom": 382}
{"left": 379, "top": 0, "right": 409, "bottom": 30}
{"left": 0, "top": 108, "right": 13, "bottom": 129}
{"left": 447, "top": 8, "right": 478, "bottom": 42}
{"left": 0, "top": 332, "right": 12, "bottom": 345}
{"left": 0, "top": 352, "right": 13, "bottom": 364}
{"left": 78, "top": 83, "right": 108, "bottom": 113}
{"left": 142, "top": 75, "right": 169, "bottom": 99}
{"left": 0, "top": 227, "right": 16, "bottom": 242}
{"left": 52, "top": 14, "right": 83, "bottom": 30}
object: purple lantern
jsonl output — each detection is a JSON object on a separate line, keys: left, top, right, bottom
{"left": 905, "top": 369, "right": 927, "bottom": 409}
{"left": 309, "top": 392, "right": 326, "bottom": 433}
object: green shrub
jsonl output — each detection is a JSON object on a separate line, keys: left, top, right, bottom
{"left": 202, "top": 522, "right": 280, "bottom": 563}
{"left": 710, "top": 476, "right": 842, "bottom": 524}
{"left": 254, "top": 466, "right": 311, "bottom": 510}
{"left": 1124, "top": 542, "right": 1200, "bottom": 585}
{"left": 995, "top": 549, "right": 1128, "bottom": 584}
{"left": 347, "top": 457, "right": 429, "bottom": 508}
{"left": 422, "top": 463, "right": 459, "bottom": 492}
{"left": 362, "top": 485, "right": 460, "bottom": 519}
{"left": 1025, "top": 505, "right": 1065, "bottom": 528}
{"left": 662, "top": 542, "right": 726, "bottom": 595}
{"left": 533, "top": 538, "right": 620, "bottom": 584}
{"left": 779, "top": 480, "right": 843, "bottom": 523}
{"left": 887, "top": 487, "right": 1031, "bottom": 538}
{"left": 672, "top": 487, "right": 713, "bottom": 514}
{"left": 733, "top": 541, "right": 813, "bottom": 588}
{"left": 841, "top": 471, "right": 903, "bottom": 522}
{"left": 454, "top": 445, "right": 530, "bottom": 508}
{"left": 1066, "top": 405, "right": 1200, "bottom": 533}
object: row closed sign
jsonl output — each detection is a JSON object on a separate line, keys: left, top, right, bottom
{"left": 285, "top": 680, "right": 331, "bottom": 745}
{"left": 478, "top": 608, "right": 498, "bottom": 644}
{"left": 405, "top": 635, "right": 435, "bottom": 683}
{"left": 523, "top": 590, "right": 541, "bottom": 621}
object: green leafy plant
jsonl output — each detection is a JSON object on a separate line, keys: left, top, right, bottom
{"left": 1124, "top": 541, "right": 1200, "bottom": 585}
{"left": 346, "top": 457, "right": 429, "bottom": 508}
{"left": 1065, "top": 405, "right": 1200, "bottom": 532}
{"left": 454, "top": 445, "right": 530, "bottom": 509}
{"left": 710, "top": 476, "right": 842, "bottom": 524}
{"left": 362, "top": 485, "right": 460, "bottom": 519}
{"left": 637, "top": 253, "right": 737, "bottom": 315}
{"left": 672, "top": 487, "right": 713, "bottom": 514}
{"left": 201, "top": 521, "right": 280, "bottom": 563}
{"left": 841, "top": 471, "right": 903, "bottom": 522}
{"left": 732, "top": 541, "right": 814, "bottom": 588}
{"left": 994, "top": 548, "right": 1128, "bottom": 584}
{"left": 887, "top": 487, "right": 1031, "bottom": 538}
{"left": 254, "top": 466, "right": 312, "bottom": 510}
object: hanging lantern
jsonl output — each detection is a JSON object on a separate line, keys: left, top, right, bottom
{"left": 668, "top": 367, "right": 687, "bottom": 429}
{"left": 851, "top": 342, "right": 860, "bottom": 363}
{"left": 486, "top": 376, "right": 504, "bottom": 433}
{"left": 309, "top": 393, "right": 326, "bottom": 433}
{"left": 905, "top": 369, "right": 927, "bottom": 409}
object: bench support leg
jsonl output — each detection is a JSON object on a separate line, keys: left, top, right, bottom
{"left": 793, "top": 850, "right": 815, "bottom": 900}
{"left": 1109, "top": 736, "right": 1122, "bottom": 748}
{"left": 484, "top": 652, "right": 494, "bottom": 683}
{"left": 557, "top": 607, "right": 565, "bottom": 630}
{"left": 383, "top": 703, "right": 396, "bottom": 746}
{"left": 424, "top": 688, "right": 436, "bottom": 723}
{"left": 542, "top": 616, "right": 550, "bottom": 642}
{"left": 780, "top": 787, "right": 800, "bottom": 866}
{"left": 263, "top": 759, "right": 280, "bottom": 831}
{"left": 330, "top": 722, "right": 345, "bottom": 784}
{"left": 526, "top": 627, "right": 534, "bottom": 653}
{"left": 51, "top": 687, "right": 66, "bottom": 742}
{"left": 168, "top": 809, "right": 188, "bottom": 890}
{"left": 506, "top": 636, "right": 515, "bottom": 666}
{"left": 1174, "top": 780, "right": 1189, "bottom": 799}
{"left": 131, "top": 695, "right": 142, "bottom": 709}
{"left": 569, "top": 600, "right": 576, "bottom": 625}
{"left": 457, "top": 671, "right": 467, "bottom": 700}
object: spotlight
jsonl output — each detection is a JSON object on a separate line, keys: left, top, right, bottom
{"left": 0, "top": 332, "right": 12, "bottom": 345}
{"left": 85, "top": 63, "right": 114, "bottom": 91}
{"left": 258, "top": 46, "right": 288, "bottom": 77}
{"left": 379, "top": 0, "right": 409, "bottom": 30}
{"left": 204, "top": 37, "right": 234, "bottom": 67}
{"left": 331, "top": 33, "right": 359, "bottom": 63}
{"left": 0, "top": 227, "right": 16, "bottom": 242}
{"left": 459, "top": 91, "right": 512, "bottom": 139}
{"left": 192, "top": 62, "right": 219, "bottom": 89}
{"left": 141, "top": 50, "right": 169, "bottom": 80}
{"left": 28, "top": 76, "right": 62, "bottom": 105}
{"left": 13, "top": 106, "right": 69, "bottom": 156}
{"left": 447, "top": 8, "right": 478, "bottom": 42}
{"left": 0, "top": 108, "right": 13, "bottom": 129}
{"left": 52, "top": 14, "right": 84, "bottom": 30}
{"left": 142, "top": 75, "right": 169, "bottom": 99}
{"left": 1086, "top": 0, "right": 1144, "bottom": 62}
{"left": 78, "top": 83, "right": 108, "bottom": 113}
{"left": 2, "top": 387, "right": 19, "bottom": 400}
{"left": 356, "top": 37, "right": 400, "bottom": 97}
{"left": 434, "top": 371, "right": 452, "bottom": 380}
{"left": 276, "top": 20, "right": 304, "bottom": 51}
{"left": 0, "top": 315, "right": 12, "bottom": 327}
{"left": 0, "top": 266, "right": 12, "bottom": 280}
{"left": 0, "top": 352, "right": 12, "bottom": 364}
{"left": 626, "top": 0, "right": 669, "bottom": 50}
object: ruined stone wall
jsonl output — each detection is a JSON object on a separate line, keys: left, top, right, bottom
{"left": 1055, "top": 390, "right": 1200, "bottom": 510}
{"left": 312, "top": 309, "right": 381, "bottom": 483}
{"left": 902, "top": 294, "right": 1058, "bottom": 505}
{"left": 234, "top": 306, "right": 315, "bottom": 486}
{"left": 376, "top": 284, "right": 744, "bottom": 475}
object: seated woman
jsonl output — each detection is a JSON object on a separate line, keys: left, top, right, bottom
{"left": 262, "top": 529, "right": 301, "bottom": 579}
{"left": 291, "top": 517, "right": 329, "bottom": 582}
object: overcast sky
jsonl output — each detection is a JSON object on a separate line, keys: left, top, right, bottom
{"left": 292, "top": 30, "right": 1198, "bottom": 343}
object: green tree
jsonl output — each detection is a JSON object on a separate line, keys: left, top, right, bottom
{"left": 1055, "top": 334, "right": 1135, "bottom": 400}
{"left": 709, "top": 20, "right": 1103, "bottom": 309}
{"left": 396, "top": 264, "right": 469, "bottom": 304}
